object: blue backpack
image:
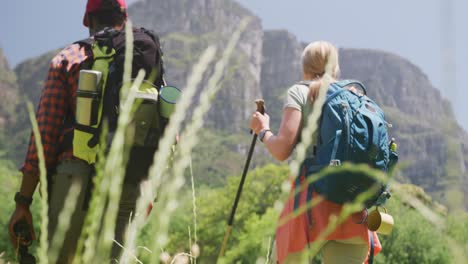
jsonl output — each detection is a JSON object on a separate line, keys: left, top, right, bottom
{"left": 296, "top": 80, "right": 397, "bottom": 208}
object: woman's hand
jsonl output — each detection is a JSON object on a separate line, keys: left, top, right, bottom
{"left": 253, "top": 107, "right": 302, "bottom": 161}
{"left": 249, "top": 111, "right": 270, "bottom": 135}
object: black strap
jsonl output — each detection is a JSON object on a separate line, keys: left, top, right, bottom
{"left": 75, "top": 124, "right": 100, "bottom": 148}
{"left": 77, "top": 90, "right": 100, "bottom": 99}
{"left": 75, "top": 37, "right": 94, "bottom": 47}
{"left": 368, "top": 231, "right": 375, "bottom": 264}
{"left": 141, "top": 27, "right": 165, "bottom": 86}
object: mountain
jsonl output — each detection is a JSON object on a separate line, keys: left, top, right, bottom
{"left": 0, "top": 48, "right": 18, "bottom": 129}
{"left": 14, "top": 49, "right": 59, "bottom": 109}
{"left": 129, "top": 0, "right": 263, "bottom": 132}
{"left": 2, "top": 0, "right": 466, "bottom": 209}
{"left": 0, "top": 48, "right": 20, "bottom": 156}
{"left": 260, "top": 30, "right": 303, "bottom": 131}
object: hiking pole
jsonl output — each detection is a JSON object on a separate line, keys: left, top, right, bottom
{"left": 218, "top": 99, "right": 265, "bottom": 260}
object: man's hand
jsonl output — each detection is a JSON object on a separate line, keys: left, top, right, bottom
{"left": 8, "top": 204, "right": 36, "bottom": 248}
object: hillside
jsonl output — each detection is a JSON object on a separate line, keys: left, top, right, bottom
{"left": 0, "top": 0, "right": 466, "bottom": 209}
{"left": 0, "top": 48, "right": 18, "bottom": 130}
{"left": 0, "top": 48, "right": 19, "bottom": 156}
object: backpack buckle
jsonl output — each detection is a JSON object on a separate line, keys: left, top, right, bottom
{"left": 329, "top": 159, "right": 341, "bottom": 167}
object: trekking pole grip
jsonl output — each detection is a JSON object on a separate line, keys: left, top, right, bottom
{"left": 255, "top": 99, "right": 265, "bottom": 115}
{"left": 250, "top": 99, "right": 266, "bottom": 135}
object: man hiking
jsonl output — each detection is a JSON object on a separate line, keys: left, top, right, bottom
{"left": 8, "top": 0, "right": 166, "bottom": 262}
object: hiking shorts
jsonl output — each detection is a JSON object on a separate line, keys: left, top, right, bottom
{"left": 321, "top": 238, "right": 368, "bottom": 264}
{"left": 272, "top": 237, "right": 368, "bottom": 264}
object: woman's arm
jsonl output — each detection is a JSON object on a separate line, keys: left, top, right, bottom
{"left": 250, "top": 107, "right": 302, "bottom": 161}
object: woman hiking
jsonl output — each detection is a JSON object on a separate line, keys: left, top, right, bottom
{"left": 249, "top": 41, "right": 381, "bottom": 263}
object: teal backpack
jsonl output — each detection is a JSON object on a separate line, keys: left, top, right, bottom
{"left": 295, "top": 80, "right": 398, "bottom": 209}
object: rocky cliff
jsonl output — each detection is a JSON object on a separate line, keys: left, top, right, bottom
{"left": 129, "top": 0, "right": 263, "bottom": 132}
{"left": 2, "top": 0, "right": 466, "bottom": 208}
{"left": 14, "top": 49, "right": 59, "bottom": 109}
{"left": 260, "top": 30, "right": 303, "bottom": 130}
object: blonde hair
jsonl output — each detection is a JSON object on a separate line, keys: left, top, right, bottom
{"left": 301, "top": 41, "right": 340, "bottom": 101}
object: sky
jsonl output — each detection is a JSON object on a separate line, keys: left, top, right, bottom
{"left": 0, "top": 0, "right": 466, "bottom": 129}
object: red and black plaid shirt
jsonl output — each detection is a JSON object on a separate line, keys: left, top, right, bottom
{"left": 20, "top": 43, "right": 92, "bottom": 177}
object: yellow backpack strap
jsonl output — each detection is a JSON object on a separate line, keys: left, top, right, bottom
{"left": 73, "top": 41, "right": 115, "bottom": 164}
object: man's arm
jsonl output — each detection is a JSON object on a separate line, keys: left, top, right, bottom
{"left": 19, "top": 172, "right": 40, "bottom": 199}
{"left": 9, "top": 48, "right": 71, "bottom": 247}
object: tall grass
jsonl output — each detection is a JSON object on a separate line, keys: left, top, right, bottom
{"left": 119, "top": 44, "right": 217, "bottom": 264}
{"left": 189, "top": 157, "right": 199, "bottom": 263}
{"left": 390, "top": 184, "right": 467, "bottom": 263}
{"left": 147, "top": 18, "right": 251, "bottom": 264}
{"left": 74, "top": 122, "right": 110, "bottom": 263}
{"left": 96, "top": 22, "right": 144, "bottom": 260}
{"left": 27, "top": 102, "right": 49, "bottom": 264}
{"left": 48, "top": 181, "right": 82, "bottom": 264}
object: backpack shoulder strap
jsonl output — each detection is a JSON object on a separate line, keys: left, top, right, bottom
{"left": 140, "top": 27, "right": 166, "bottom": 86}
{"left": 74, "top": 38, "right": 96, "bottom": 70}
{"left": 74, "top": 38, "right": 94, "bottom": 47}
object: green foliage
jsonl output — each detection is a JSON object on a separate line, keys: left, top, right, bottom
{"left": 0, "top": 159, "right": 41, "bottom": 261}
{"left": 440, "top": 137, "right": 465, "bottom": 211}
{"left": 190, "top": 129, "right": 272, "bottom": 187}
{"left": 222, "top": 208, "right": 278, "bottom": 263}
{"left": 446, "top": 213, "right": 468, "bottom": 258}
{"left": 0, "top": 159, "right": 20, "bottom": 260}
{"left": 375, "top": 197, "right": 452, "bottom": 264}
{"left": 161, "top": 164, "right": 289, "bottom": 263}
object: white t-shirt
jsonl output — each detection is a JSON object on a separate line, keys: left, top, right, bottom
{"left": 283, "top": 82, "right": 318, "bottom": 157}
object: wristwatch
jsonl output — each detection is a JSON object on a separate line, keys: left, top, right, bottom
{"left": 258, "top": 129, "right": 271, "bottom": 142}
{"left": 15, "top": 192, "right": 33, "bottom": 206}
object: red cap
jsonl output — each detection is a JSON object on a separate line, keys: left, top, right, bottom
{"left": 83, "top": 0, "right": 127, "bottom": 27}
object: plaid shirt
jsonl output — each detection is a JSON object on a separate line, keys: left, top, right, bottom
{"left": 20, "top": 43, "right": 92, "bottom": 177}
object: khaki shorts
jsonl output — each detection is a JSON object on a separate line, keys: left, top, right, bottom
{"left": 272, "top": 237, "right": 368, "bottom": 264}
{"left": 48, "top": 160, "right": 141, "bottom": 264}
